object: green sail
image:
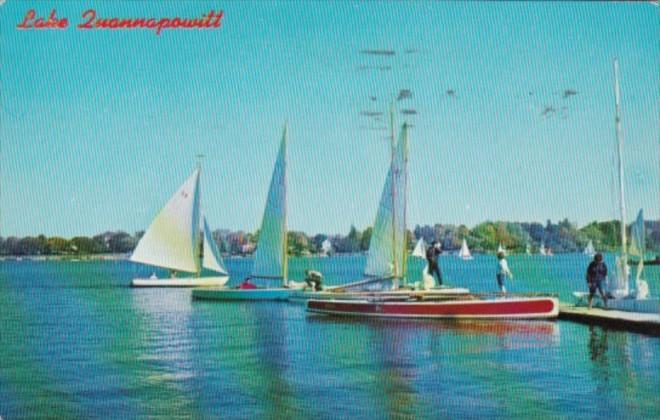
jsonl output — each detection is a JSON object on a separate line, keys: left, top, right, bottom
{"left": 364, "top": 124, "right": 409, "bottom": 279}
{"left": 251, "top": 126, "right": 288, "bottom": 284}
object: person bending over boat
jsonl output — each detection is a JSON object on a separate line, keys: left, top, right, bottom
{"left": 238, "top": 277, "right": 258, "bottom": 290}
{"left": 586, "top": 253, "right": 608, "bottom": 309}
{"left": 496, "top": 252, "right": 513, "bottom": 293}
{"left": 426, "top": 241, "right": 443, "bottom": 286}
{"left": 304, "top": 269, "right": 324, "bottom": 291}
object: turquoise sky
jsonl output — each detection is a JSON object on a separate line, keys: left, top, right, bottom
{"left": 1, "top": 1, "right": 658, "bottom": 237}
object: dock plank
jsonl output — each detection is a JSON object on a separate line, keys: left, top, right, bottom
{"left": 559, "top": 305, "right": 660, "bottom": 336}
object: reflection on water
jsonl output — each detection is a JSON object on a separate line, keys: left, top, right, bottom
{"left": 589, "top": 325, "right": 609, "bottom": 366}
{"left": 0, "top": 260, "right": 659, "bottom": 418}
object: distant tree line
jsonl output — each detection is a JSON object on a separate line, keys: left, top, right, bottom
{"left": 413, "top": 219, "right": 660, "bottom": 254}
{"left": 1, "top": 219, "right": 658, "bottom": 257}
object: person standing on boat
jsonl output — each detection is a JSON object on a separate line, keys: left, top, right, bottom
{"left": 426, "top": 241, "right": 443, "bottom": 286}
{"left": 496, "top": 252, "right": 513, "bottom": 293}
{"left": 586, "top": 253, "right": 608, "bottom": 309}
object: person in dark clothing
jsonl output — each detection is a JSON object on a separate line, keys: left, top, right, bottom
{"left": 304, "top": 269, "right": 324, "bottom": 291}
{"left": 426, "top": 241, "right": 443, "bottom": 286}
{"left": 586, "top": 253, "right": 608, "bottom": 309}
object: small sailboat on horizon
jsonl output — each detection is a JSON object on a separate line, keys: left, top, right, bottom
{"left": 130, "top": 166, "right": 229, "bottom": 287}
{"left": 583, "top": 240, "right": 595, "bottom": 257}
{"left": 458, "top": 239, "right": 473, "bottom": 260}
{"left": 412, "top": 238, "right": 426, "bottom": 258}
{"left": 539, "top": 242, "right": 552, "bottom": 256}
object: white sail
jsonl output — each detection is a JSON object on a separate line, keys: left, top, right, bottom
{"left": 458, "top": 239, "right": 472, "bottom": 260}
{"left": 497, "top": 243, "right": 506, "bottom": 255}
{"left": 321, "top": 239, "right": 333, "bottom": 254}
{"left": 539, "top": 243, "right": 547, "bottom": 256}
{"left": 364, "top": 124, "right": 408, "bottom": 279}
{"left": 629, "top": 209, "right": 645, "bottom": 259}
{"left": 412, "top": 238, "right": 426, "bottom": 258}
{"left": 202, "top": 216, "right": 228, "bottom": 275}
{"left": 629, "top": 209, "right": 645, "bottom": 284}
{"left": 130, "top": 169, "right": 201, "bottom": 274}
{"left": 525, "top": 243, "right": 531, "bottom": 255}
{"left": 583, "top": 240, "right": 595, "bottom": 256}
{"left": 252, "top": 126, "right": 288, "bottom": 284}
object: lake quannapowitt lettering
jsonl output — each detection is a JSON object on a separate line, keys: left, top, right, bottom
{"left": 17, "top": 9, "right": 223, "bottom": 35}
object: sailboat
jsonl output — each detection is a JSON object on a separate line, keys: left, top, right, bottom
{"left": 497, "top": 243, "right": 506, "bottom": 255}
{"left": 320, "top": 239, "right": 333, "bottom": 257}
{"left": 573, "top": 59, "right": 658, "bottom": 314}
{"left": 130, "top": 167, "right": 229, "bottom": 287}
{"left": 292, "top": 119, "right": 469, "bottom": 302}
{"left": 583, "top": 240, "right": 596, "bottom": 257}
{"left": 539, "top": 242, "right": 551, "bottom": 256}
{"left": 411, "top": 237, "right": 437, "bottom": 290}
{"left": 192, "top": 125, "right": 305, "bottom": 301}
{"left": 525, "top": 243, "right": 531, "bottom": 255}
{"left": 458, "top": 239, "right": 473, "bottom": 260}
{"left": 412, "top": 238, "right": 426, "bottom": 258}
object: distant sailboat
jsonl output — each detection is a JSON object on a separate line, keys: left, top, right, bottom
{"left": 497, "top": 243, "right": 506, "bottom": 255}
{"left": 193, "top": 125, "right": 305, "bottom": 301}
{"left": 130, "top": 167, "right": 229, "bottom": 287}
{"left": 321, "top": 239, "right": 333, "bottom": 256}
{"left": 525, "top": 243, "right": 531, "bottom": 255}
{"left": 539, "top": 242, "right": 548, "bottom": 256}
{"left": 583, "top": 240, "right": 595, "bottom": 257}
{"left": 412, "top": 238, "right": 426, "bottom": 258}
{"left": 458, "top": 239, "right": 473, "bottom": 260}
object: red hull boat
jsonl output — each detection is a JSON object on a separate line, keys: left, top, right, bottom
{"left": 307, "top": 296, "right": 559, "bottom": 320}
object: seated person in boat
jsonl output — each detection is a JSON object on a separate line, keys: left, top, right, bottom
{"left": 304, "top": 269, "right": 324, "bottom": 291}
{"left": 496, "top": 252, "right": 513, "bottom": 293}
{"left": 238, "top": 277, "right": 258, "bottom": 289}
{"left": 586, "top": 253, "right": 608, "bottom": 309}
{"left": 426, "top": 241, "right": 443, "bottom": 286}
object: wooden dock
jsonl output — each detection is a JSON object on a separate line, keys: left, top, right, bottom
{"left": 559, "top": 305, "right": 660, "bottom": 336}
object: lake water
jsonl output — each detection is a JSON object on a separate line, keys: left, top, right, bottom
{"left": 1, "top": 254, "right": 658, "bottom": 418}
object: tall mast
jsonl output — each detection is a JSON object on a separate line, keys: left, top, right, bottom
{"left": 613, "top": 59, "right": 627, "bottom": 260}
{"left": 282, "top": 123, "right": 289, "bottom": 286}
{"left": 401, "top": 122, "right": 409, "bottom": 283}
{"left": 195, "top": 155, "right": 204, "bottom": 277}
{"left": 390, "top": 101, "right": 398, "bottom": 280}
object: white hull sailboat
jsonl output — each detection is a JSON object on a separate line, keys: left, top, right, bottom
{"left": 192, "top": 125, "right": 304, "bottom": 301}
{"left": 497, "top": 243, "right": 506, "bottom": 255}
{"left": 573, "top": 60, "right": 657, "bottom": 314}
{"left": 130, "top": 168, "right": 229, "bottom": 287}
{"left": 458, "top": 239, "right": 473, "bottom": 260}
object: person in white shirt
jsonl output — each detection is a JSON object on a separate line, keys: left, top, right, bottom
{"left": 496, "top": 251, "right": 513, "bottom": 293}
